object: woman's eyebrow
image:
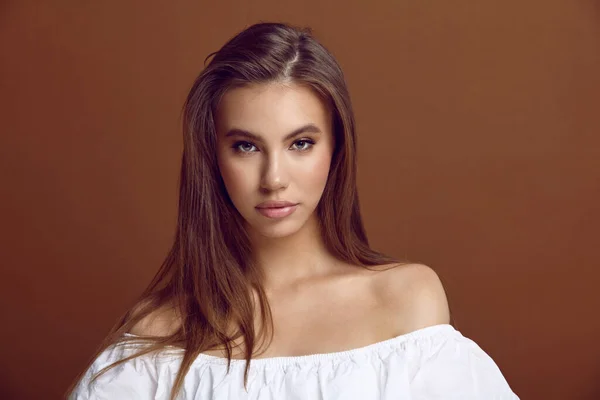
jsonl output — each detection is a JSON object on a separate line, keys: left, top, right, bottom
{"left": 225, "top": 123, "right": 322, "bottom": 142}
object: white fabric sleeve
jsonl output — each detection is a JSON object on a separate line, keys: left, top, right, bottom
{"left": 411, "top": 329, "right": 520, "bottom": 400}
{"left": 69, "top": 342, "right": 171, "bottom": 400}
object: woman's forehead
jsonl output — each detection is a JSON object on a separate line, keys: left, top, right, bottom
{"left": 215, "top": 82, "right": 332, "bottom": 136}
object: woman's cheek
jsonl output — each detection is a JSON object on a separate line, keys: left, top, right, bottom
{"left": 223, "top": 163, "right": 255, "bottom": 201}
{"left": 305, "top": 153, "right": 332, "bottom": 190}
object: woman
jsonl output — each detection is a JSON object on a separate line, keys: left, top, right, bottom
{"left": 68, "top": 22, "right": 519, "bottom": 399}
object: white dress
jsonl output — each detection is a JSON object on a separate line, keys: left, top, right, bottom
{"left": 70, "top": 324, "right": 519, "bottom": 399}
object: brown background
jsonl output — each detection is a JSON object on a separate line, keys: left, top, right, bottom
{"left": 1, "top": 1, "right": 599, "bottom": 399}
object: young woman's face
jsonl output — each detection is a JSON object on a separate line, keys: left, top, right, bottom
{"left": 215, "top": 82, "right": 334, "bottom": 238}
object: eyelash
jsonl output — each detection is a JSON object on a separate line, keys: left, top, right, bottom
{"left": 231, "top": 139, "right": 316, "bottom": 154}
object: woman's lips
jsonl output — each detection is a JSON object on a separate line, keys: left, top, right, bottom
{"left": 255, "top": 204, "right": 298, "bottom": 219}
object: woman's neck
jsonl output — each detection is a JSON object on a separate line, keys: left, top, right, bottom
{"left": 248, "top": 213, "right": 341, "bottom": 291}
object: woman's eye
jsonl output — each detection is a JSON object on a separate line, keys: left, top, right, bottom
{"left": 291, "top": 139, "right": 315, "bottom": 151}
{"left": 233, "top": 141, "right": 257, "bottom": 153}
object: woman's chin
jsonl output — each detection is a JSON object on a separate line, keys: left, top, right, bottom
{"left": 244, "top": 218, "right": 302, "bottom": 239}
{"left": 255, "top": 225, "right": 299, "bottom": 239}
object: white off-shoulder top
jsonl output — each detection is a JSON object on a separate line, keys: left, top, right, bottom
{"left": 70, "top": 324, "right": 519, "bottom": 399}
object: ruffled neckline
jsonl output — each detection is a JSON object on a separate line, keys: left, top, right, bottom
{"left": 125, "top": 323, "right": 457, "bottom": 367}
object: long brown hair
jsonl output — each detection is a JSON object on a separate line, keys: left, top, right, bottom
{"left": 67, "top": 21, "right": 411, "bottom": 400}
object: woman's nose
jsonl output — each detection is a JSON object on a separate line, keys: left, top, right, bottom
{"left": 260, "top": 153, "right": 289, "bottom": 191}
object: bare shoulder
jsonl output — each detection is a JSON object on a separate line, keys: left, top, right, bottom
{"left": 128, "top": 300, "right": 181, "bottom": 337}
{"left": 372, "top": 263, "right": 451, "bottom": 332}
